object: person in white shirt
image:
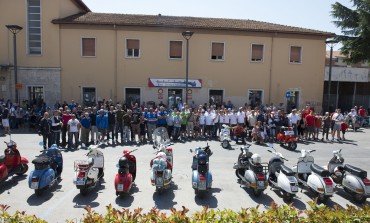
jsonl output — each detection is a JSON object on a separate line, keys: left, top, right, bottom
{"left": 288, "top": 109, "right": 299, "bottom": 137}
{"left": 67, "top": 114, "right": 81, "bottom": 149}
{"left": 205, "top": 109, "right": 214, "bottom": 137}
{"left": 199, "top": 109, "right": 206, "bottom": 137}
{"left": 237, "top": 107, "right": 246, "bottom": 126}
{"left": 247, "top": 110, "right": 257, "bottom": 138}
{"left": 331, "top": 108, "right": 344, "bottom": 141}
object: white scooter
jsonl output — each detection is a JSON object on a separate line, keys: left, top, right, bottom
{"left": 73, "top": 145, "right": 104, "bottom": 195}
{"left": 291, "top": 149, "right": 335, "bottom": 203}
{"left": 219, "top": 124, "right": 231, "bottom": 148}
{"left": 267, "top": 143, "right": 299, "bottom": 202}
{"left": 328, "top": 149, "right": 370, "bottom": 203}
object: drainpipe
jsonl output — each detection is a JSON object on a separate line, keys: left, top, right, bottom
{"left": 113, "top": 24, "right": 118, "bottom": 103}
{"left": 268, "top": 33, "right": 276, "bottom": 104}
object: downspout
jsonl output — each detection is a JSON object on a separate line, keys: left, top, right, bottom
{"left": 7, "top": 28, "right": 10, "bottom": 65}
{"left": 268, "top": 33, "right": 276, "bottom": 104}
{"left": 114, "top": 24, "right": 118, "bottom": 103}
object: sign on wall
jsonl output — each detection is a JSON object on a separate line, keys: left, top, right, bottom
{"left": 324, "top": 67, "right": 369, "bottom": 82}
{"left": 148, "top": 78, "right": 202, "bottom": 88}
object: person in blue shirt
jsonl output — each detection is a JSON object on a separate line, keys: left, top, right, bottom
{"left": 96, "top": 109, "right": 108, "bottom": 143}
{"left": 145, "top": 107, "right": 157, "bottom": 142}
{"left": 157, "top": 106, "right": 167, "bottom": 128}
{"left": 80, "top": 112, "right": 91, "bottom": 147}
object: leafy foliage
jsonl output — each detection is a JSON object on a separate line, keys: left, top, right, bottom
{"left": 1, "top": 202, "right": 370, "bottom": 223}
{"left": 331, "top": 0, "right": 370, "bottom": 63}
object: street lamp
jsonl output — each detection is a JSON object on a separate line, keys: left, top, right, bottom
{"left": 325, "top": 38, "right": 338, "bottom": 113}
{"left": 6, "top": 25, "right": 23, "bottom": 104}
{"left": 182, "top": 31, "right": 194, "bottom": 104}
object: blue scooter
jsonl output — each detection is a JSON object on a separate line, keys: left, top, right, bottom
{"left": 28, "top": 144, "right": 63, "bottom": 196}
{"left": 191, "top": 144, "right": 213, "bottom": 196}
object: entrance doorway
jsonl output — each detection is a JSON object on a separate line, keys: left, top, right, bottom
{"left": 286, "top": 90, "right": 300, "bottom": 113}
{"left": 209, "top": 90, "right": 223, "bottom": 107}
{"left": 28, "top": 86, "right": 44, "bottom": 106}
{"left": 125, "top": 88, "right": 141, "bottom": 107}
{"left": 168, "top": 89, "right": 182, "bottom": 110}
{"left": 248, "top": 90, "right": 263, "bottom": 108}
{"left": 82, "top": 87, "right": 96, "bottom": 107}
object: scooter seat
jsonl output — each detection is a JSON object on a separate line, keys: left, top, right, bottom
{"left": 0, "top": 155, "right": 5, "bottom": 164}
{"left": 280, "top": 164, "right": 295, "bottom": 176}
{"left": 344, "top": 164, "right": 367, "bottom": 178}
{"left": 310, "top": 163, "right": 330, "bottom": 177}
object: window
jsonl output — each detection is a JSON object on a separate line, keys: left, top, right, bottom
{"left": 211, "top": 42, "right": 224, "bottom": 60}
{"left": 290, "top": 46, "right": 302, "bottom": 63}
{"left": 28, "top": 86, "right": 44, "bottom": 104}
{"left": 81, "top": 38, "right": 96, "bottom": 57}
{"left": 169, "top": 41, "right": 182, "bottom": 59}
{"left": 27, "top": 0, "right": 41, "bottom": 55}
{"left": 126, "top": 39, "right": 140, "bottom": 58}
{"left": 82, "top": 87, "right": 96, "bottom": 107}
{"left": 251, "top": 44, "right": 264, "bottom": 62}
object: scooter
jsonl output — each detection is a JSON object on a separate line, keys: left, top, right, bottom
{"left": 234, "top": 144, "right": 268, "bottom": 197}
{"left": 291, "top": 149, "right": 334, "bottom": 203}
{"left": 115, "top": 149, "right": 137, "bottom": 197}
{"left": 327, "top": 149, "right": 370, "bottom": 203}
{"left": 191, "top": 144, "right": 213, "bottom": 196}
{"left": 267, "top": 143, "right": 299, "bottom": 201}
{"left": 0, "top": 137, "right": 29, "bottom": 184}
{"left": 276, "top": 126, "right": 297, "bottom": 151}
{"left": 28, "top": 144, "right": 63, "bottom": 196}
{"left": 220, "top": 124, "right": 231, "bottom": 148}
{"left": 151, "top": 127, "right": 173, "bottom": 193}
{"left": 73, "top": 145, "right": 104, "bottom": 196}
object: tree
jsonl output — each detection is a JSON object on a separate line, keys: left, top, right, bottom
{"left": 331, "top": 0, "right": 370, "bottom": 63}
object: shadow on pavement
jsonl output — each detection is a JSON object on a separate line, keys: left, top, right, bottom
{"left": 27, "top": 183, "right": 63, "bottom": 206}
{"left": 0, "top": 175, "right": 27, "bottom": 194}
{"left": 152, "top": 183, "right": 178, "bottom": 209}
{"left": 115, "top": 185, "right": 139, "bottom": 207}
{"left": 270, "top": 188, "right": 307, "bottom": 210}
{"left": 241, "top": 187, "right": 274, "bottom": 207}
{"left": 194, "top": 187, "right": 221, "bottom": 208}
{"left": 72, "top": 183, "right": 105, "bottom": 208}
{"left": 334, "top": 187, "right": 370, "bottom": 207}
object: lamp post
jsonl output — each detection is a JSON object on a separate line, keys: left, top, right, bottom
{"left": 6, "top": 25, "right": 23, "bottom": 104}
{"left": 182, "top": 31, "right": 194, "bottom": 104}
{"left": 325, "top": 39, "right": 338, "bottom": 113}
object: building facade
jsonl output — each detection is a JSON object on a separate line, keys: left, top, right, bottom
{"left": 1, "top": 0, "right": 333, "bottom": 112}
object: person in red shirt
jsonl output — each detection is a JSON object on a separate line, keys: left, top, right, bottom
{"left": 314, "top": 114, "right": 322, "bottom": 140}
{"left": 358, "top": 106, "right": 366, "bottom": 126}
{"left": 305, "top": 110, "right": 315, "bottom": 140}
{"left": 341, "top": 122, "right": 348, "bottom": 140}
{"left": 61, "top": 109, "right": 72, "bottom": 147}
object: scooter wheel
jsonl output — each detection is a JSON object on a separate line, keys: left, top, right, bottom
{"left": 35, "top": 189, "right": 43, "bottom": 196}
{"left": 17, "top": 164, "right": 29, "bottom": 175}
{"left": 288, "top": 142, "right": 297, "bottom": 151}
{"left": 222, "top": 140, "right": 229, "bottom": 149}
{"left": 235, "top": 169, "right": 242, "bottom": 180}
{"left": 353, "top": 193, "right": 367, "bottom": 204}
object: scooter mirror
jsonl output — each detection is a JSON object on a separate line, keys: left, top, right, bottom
{"left": 189, "top": 149, "right": 193, "bottom": 153}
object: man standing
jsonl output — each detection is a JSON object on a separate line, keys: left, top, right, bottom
{"left": 157, "top": 106, "right": 167, "bottom": 128}
{"left": 331, "top": 108, "right": 344, "bottom": 142}
{"left": 237, "top": 107, "right": 245, "bottom": 126}
{"left": 130, "top": 108, "right": 141, "bottom": 142}
{"left": 67, "top": 114, "right": 80, "bottom": 149}
{"left": 80, "top": 112, "right": 91, "bottom": 147}
{"left": 61, "top": 109, "right": 72, "bottom": 147}
{"left": 39, "top": 112, "right": 53, "bottom": 150}
{"left": 122, "top": 109, "right": 132, "bottom": 143}
{"left": 145, "top": 107, "right": 157, "bottom": 142}
{"left": 115, "top": 104, "right": 125, "bottom": 143}
{"left": 90, "top": 107, "right": 98, "bottom": 145}
{"left": 288, "top": 109, "right": 299, "bottom": 137}
{"left": 96, "top": 109, "right": 108, "bottom": 143}
{"left": 51, "top": 110, "right": 62, "bottom": 147}
{"left": 107, "top": 105, "right": 116, "bottom": 143}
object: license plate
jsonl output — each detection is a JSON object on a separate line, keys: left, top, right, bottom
{"left": 326, "top": 186, "right": 333, "bottom": 193}
{"left": 257, "top": 181, "right": 265, "bottom": 188}
{"left": 291, "top": 186, "right": 298, "bottom": 192}
{"left": 117, "top": 184, "right": 124, "bottom": 192}
{"left": 76, "top": 178, "right": 85, "bottom": 185}
{"left": 285, "top": 131, "right": 294, "bottom": 135}
{"left": 198, "top": 180, "right": 206, "bottom": 190}
{"left": 31, "top": 182, "right": 39, "bottom": 189}
{"left": 155, "top": 177, "right": 163, "bottom": 186}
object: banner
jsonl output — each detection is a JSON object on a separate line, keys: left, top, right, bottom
{"left": 148, "top": 78, "right": 202, "bottom": 88}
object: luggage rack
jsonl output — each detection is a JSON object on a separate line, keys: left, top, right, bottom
{"left": 74, "top": 160, "right": 90, "bottom": 171}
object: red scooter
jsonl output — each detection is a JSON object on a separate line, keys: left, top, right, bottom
{"left": 114, "top": 149, "right": 137, "bottom": 197}
{"left": 276, "top": 126, "right": 298, "bottom": 151}
{"left": 0, "top": 138, "right": 29, "bottom": 183}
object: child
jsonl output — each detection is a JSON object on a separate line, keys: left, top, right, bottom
{"left": 341, "top": 121, "right": 348, "bottom": 140}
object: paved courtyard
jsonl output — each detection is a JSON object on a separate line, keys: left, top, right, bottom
{"left": 0, "top": 128, "right": 369, "bottom": 222}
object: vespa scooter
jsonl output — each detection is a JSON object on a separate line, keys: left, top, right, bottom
{"left": 115, "top": 149, "right": 137, "bottom": 197}
{"left": 219, "top": 124, "right": 231, "bottom": 149}
{"left": 328, "top": 149, "right": 370, "bottom": 203}
{"left": 191, "top": 144, "right": 213, "bottom": 196}
{"left": 28, "top": 144, "right": 63, "bottom": 196}
{"left": 276, "top": 126, "right": 298, "bottom": 151}
{"left": 73, "top": 145, "right": 104, "bottom": 195}
{"left": 0, "top": 137, "right": 29, "bottom": 184}
{"left": 234, "top": 144, "right": 268, "bottom": 197}
{"left": 267, "top": 143, "right": 299, "bottom": 201}
{"left": 291, "top": 149, "right": 334, "bottom": 203}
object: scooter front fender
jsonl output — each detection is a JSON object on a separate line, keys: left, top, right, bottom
{"left": 192, "top": 170, "right": 198, "bottom": 188}
{"left": 21, "top": 157, "right": 29, "bottom": 164}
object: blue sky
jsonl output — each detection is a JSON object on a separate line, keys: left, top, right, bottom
{"left": 83, "top": 0, "right": 352, "bottom": 50}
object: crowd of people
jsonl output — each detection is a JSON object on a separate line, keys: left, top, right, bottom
{"left": 0, "top": 98, "right": 368, "bottom": 150}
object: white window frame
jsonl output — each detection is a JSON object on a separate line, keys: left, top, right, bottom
{"left": 210, "top": 41, "right": 225, "bottom": 61}
{"left": 81, "top": 37, "right": 96, "bottom": 57}
{"left": 247, "top": 89, "right": 264, "bottom": 106}
{"left": 168, "top": 40, "right": 183, "bottom": 60}
{"left": 250, "top": 43, "right": 264, "bottom": 63}
{"left": 289, "top": 45, "right": 302, "bottom": 64}
{"left": 26, "top": 0, "right": 42, "bottom": 56}
{"left": 125, "top": 38, "right": 141, "bottom": 58}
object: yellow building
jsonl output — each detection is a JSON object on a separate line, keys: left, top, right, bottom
{"left": 0, "top": 0, "right": 333, "bottom": 112}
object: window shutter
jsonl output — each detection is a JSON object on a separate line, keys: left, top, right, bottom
{"left": 252, "top": 44, "right": 263, "bottom": 60}
{"left": 170, "top": 41, "right": 182, "bottom": 58}
{"left": 212, "top": 43, "right": 224, "bottom": 57}
{"left": 82, "top": 38, "right": 95, "bottom": 56}
{"left": 290, "top": 46, "right": 301, "bottom": 62}
{"left": 127, "top": 39, "right": 140, "bottom": 49}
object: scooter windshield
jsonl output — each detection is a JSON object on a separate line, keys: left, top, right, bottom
{"left": 153, "top": 127, "right": 170, "bottom": 148}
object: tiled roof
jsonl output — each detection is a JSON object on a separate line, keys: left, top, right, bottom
{"left": 326, "top": 51, "right": 347, "bottom": 58}
{"left": 71, "top": 0, "right": 91, "bottom": 12}
{"left": 53, "top": 12, "right": 334, "bottom": 37}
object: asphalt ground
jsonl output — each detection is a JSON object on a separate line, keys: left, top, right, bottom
{"left": 0, "top": 127, "right": 369, "bottom": 222}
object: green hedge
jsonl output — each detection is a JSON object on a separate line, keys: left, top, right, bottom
{"left": 1, "top": 202, "right": 369, "bottom": 223}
